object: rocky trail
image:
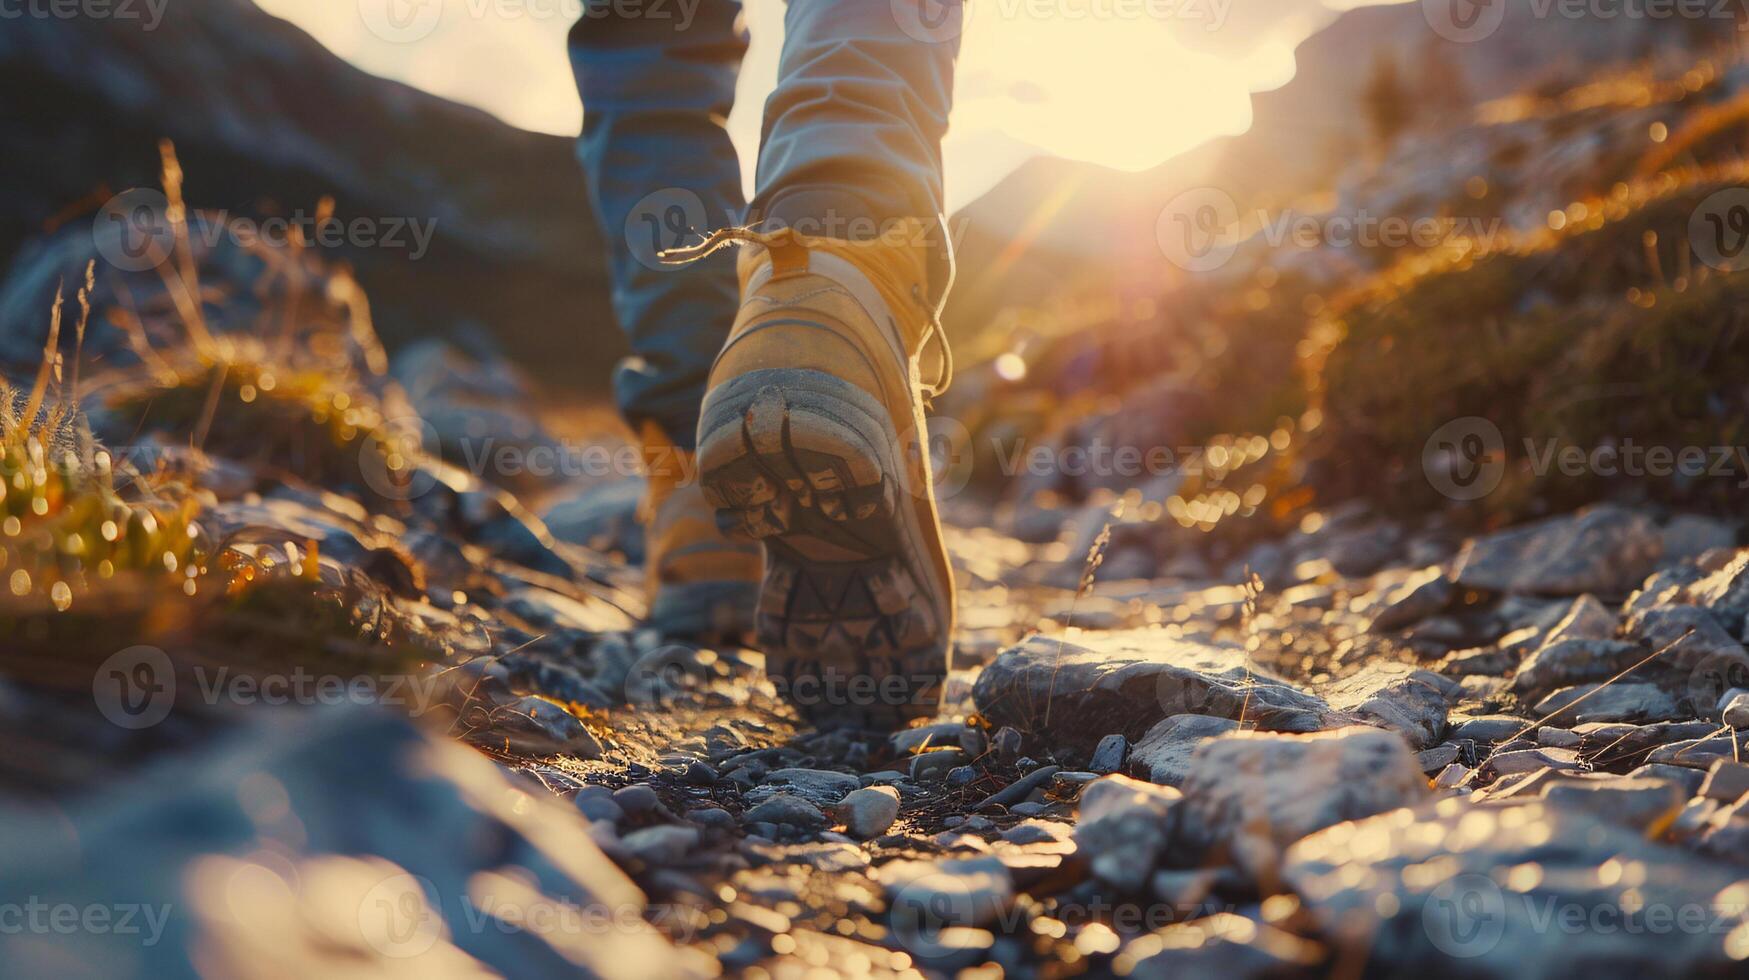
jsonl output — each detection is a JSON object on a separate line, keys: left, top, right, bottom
{"left": 8, "top": 18, "right": 1749, "bottom": 980}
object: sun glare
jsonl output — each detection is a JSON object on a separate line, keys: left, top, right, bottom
{"left": 253, "top": 0, "right": 1364, "bottom": 208}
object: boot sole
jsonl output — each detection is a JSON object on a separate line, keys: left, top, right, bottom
{"left": 697, "top": 368, "right": 950, "bottom": 728}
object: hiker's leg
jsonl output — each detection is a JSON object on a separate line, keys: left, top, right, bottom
{"left": 569, "top": 0, "right": 747, "bottom": 450}
{"left": 571, "top": 0, "right": 761, "bottom": 641}
{"left": 695, "top": 0, "right": 963, "bottom": 726}
{"left": 748, "top": 0, "right": 962, "bottom": 299}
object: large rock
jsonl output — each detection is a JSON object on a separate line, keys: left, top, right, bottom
{"left": 1175, "top": 727, "right": 1430, "bottom": 881}
{"left": 0, "top": 707, "right": 702, "bottom": 978}
{"left": 1321, "top": 664, "right": 1454, "bottom": 750}
{"left": 1510, "top": 639, "right": 1642, "bottom": 699}
{"left": 1682, "top": 552, "right": 1749, "bottom": 636}
{"left": 972, "top": 630, "right": 1340, "bottom": 752}
{"left": 1283, "top": 797, "right": 1749, "bottom": 978}
{"left": 1453, "top": 505, "right": 1663, "bottom": 597}
{"left": 1129, "top": 715, "right": 1241, "bottom": 787}
{"left": 1073, "top": 774, "right": 1183, "bottom": 892}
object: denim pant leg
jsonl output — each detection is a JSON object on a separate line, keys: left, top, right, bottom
{"left": 750, "top": 0, "right": 963, "bottom": 302}
{"left": 569, "top": 0, "right": 747, "bottom": 450}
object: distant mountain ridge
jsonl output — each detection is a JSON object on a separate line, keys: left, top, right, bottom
{"left": 1, "top": 0, "right": 618, "bottom": 385}
{"left": 945, "top": 0, "right": 1735, "bottom": 333}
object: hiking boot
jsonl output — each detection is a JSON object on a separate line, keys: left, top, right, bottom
{"left": 692, "top": 225, "right": 956, "bottom": 728}
{"left": 640, "top": 421, "right": 763, "bottom": 641}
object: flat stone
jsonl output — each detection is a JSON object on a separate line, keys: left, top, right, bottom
{"left": 1365, "top": 567, "right": 1455, "bottom": 632}
{"left": 575, "top": 786, "right": 625, "bottom": 825}
{"left": 1534, "top": 727, "right": 1582, "bottom": 748}
{"left": 1540, "top": 777, "right": 1686, "bottom": 834}
{"left": 1578, "top": 721, "right": 1718, "bottom": 771}
{"left": 1531, "top": 682, "right": 1684, "bottom": 725}
{"left": 1724, "top": 691, "right": 1749, "bottom": 727}
{"left": 743, "top": 794, "right": 827, "bottom": 830}
{"left": 1129, "top": 715, "right": 1240, "bottom": 787}
{"left": 1683, "top": 551, "right": 1749, "bottom": 634}
{"left": 1074, "top": 774, "right": 1182, "bottom": 892}
{"left": 1699, "top": 760, "right": 1749, "bottom": 802}
{"left": 1452, "top": 505, "right": 1663, "bottom": 597}
{"left": 972, "top": 630, "right": 1340, "bottom": 752}
{"left": 1088, "top": 733, "right": 1129, "bottom": 773}
{"left": 1283, "top": 797, "right": 1749, "bottom": 976}
{"left": 1448, "top": 716, "right": 1528, "bottom": 744}
{"left": 1647, "top": 732, "right": 1749, "bottom": 769}
{"left": 909, "top": 749, "right": 970, "bottom": 783}
{"left": 1510, "top": 639, "right": 1642, "bottom": 699}
{"left": 837, "top": 786, "right": 901, "bottom": 839}
{"left": 746, "top": 768, "right": 861, "bottom": 807}
{"left": 621, "top": 825, "right": 700, "bottom": 865}
{"left": 1538, "top": 593, "right": 1619, "bottom": 646}
{"left": 1176, "top": 727, "right": 1430, "bottom": 880}
{"left": 0, "top": 709, "right": 695, "bottom": 977}
{"left": 1627, "top": 763, "right": 1708, "bottom": 796}
{"left": 1322, "top": 664, "right": 1453, "bottom": 749}
{"left": 1486, "top": 747, "right": 1581, "bottom": 776}
{"left": 1417, "top": 743, "right": 1461, "bottom": 772}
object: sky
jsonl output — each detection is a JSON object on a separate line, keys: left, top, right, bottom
{"left": 256, "top": 0, "right": 1403, "bottom": 211}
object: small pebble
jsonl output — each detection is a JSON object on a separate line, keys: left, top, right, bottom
{"left": 838, "top": 786, "right": 901, "bottom": 838}
{"left": 685, "top": 761, "right": 718, "bottom": 785}
{"left": 613, "top": 784, "right": 661, "bottom": 816}
{"left": 947, "top": 766, "right": 978, "bottom": 787}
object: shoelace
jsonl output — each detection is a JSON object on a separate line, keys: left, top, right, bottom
{"left": 660, "top": 229, "right": 954, "bottom": 400}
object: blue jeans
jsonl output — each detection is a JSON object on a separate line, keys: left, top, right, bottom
{"left": 569, "top": 0, "right": 961, "bottom": 449}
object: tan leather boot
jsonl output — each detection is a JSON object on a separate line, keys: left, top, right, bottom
{"left": 692, "top": 224, "right": 956, "bottom": 728}
{"left": 639, "top": 421, "right": 762, "bottom": 641}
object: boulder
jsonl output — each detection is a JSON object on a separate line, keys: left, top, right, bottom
{"left": 1129, "top": 715, "right": 1241, "bottom": 787}
{"left": 1283, "top": 798, "right": 1749, "bottom": 977}
{"left": 1073, "top": 774, "right": 1183, "bottom": 892}
{"left": 0, "top": 708, "right": 701, "bottom": 978}
{"left": 972, "top": 630, "right": 1340, "bottom": 752}
{"left": 1453, "top": 505, "right": 1662, "bottom": 597}
{"left": 1175, "top": 727, "right": 1430, "bottom": 881}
